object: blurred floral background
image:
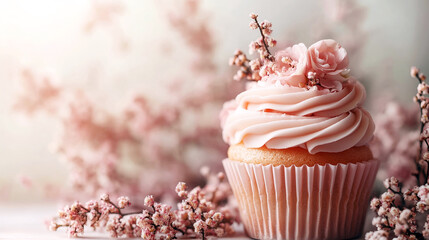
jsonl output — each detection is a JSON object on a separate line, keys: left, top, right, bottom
{"left": 1, "top": 0, "right": 429, "bottom": 205}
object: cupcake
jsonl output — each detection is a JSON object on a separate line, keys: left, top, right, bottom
{"left": 221, "top": 39, "right": 379, "bottom": 239}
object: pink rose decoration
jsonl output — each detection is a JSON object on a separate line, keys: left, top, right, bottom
{"left": 265, "top": 43, "right": 308, "bottom": 87}
{"left": 307, "top": 39, "right": 349, "bottom": 89}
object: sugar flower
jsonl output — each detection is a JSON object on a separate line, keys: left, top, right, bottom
{"left": 307, "top": 39, "right": 350, "bottom": 89}
{"left": 229, "top": 14, "right": 354, "bottom": 91}
{"left": 266, "top": 43, "right": 308, "bottom": 87}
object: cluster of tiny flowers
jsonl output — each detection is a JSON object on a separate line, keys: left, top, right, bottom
{"left": 365, "top": 229, "right": 389, "bottom": 240}
{"left": 137, "top": 195, "right": 177, "bottom": 239}
{"left": 50, "top": 170, "right": 237, "bottom": 239}
{"left": 248, "top": 13, "right": 276, "bottom": 61}
{"left": 49, "top": 194, "right": 141, "bottom": 238}
{"left": 229, "top": 50, "right": 256, "bottom": 81}
{"left": 412, "top": 67, "right": 429, "bottom": 155}
{"left": 410, "top": 67, "right": 429, "bottom": 187}
{"left": 229, "top": 13, "right": 276, "bottom": 81}
{"left": 367, "top": 177, "right": 422, "bottom": 240}
{"left": 366, "top": 68, "right": 429, "bottom": 240}
{"left": 174, "top": 179, "right": 235, "bottom": 239}
{"left": 413, "top": 69, "right": 429, "bottom": 122}
{"left": 307, "top": 71, "right": 321, "bottom": 87}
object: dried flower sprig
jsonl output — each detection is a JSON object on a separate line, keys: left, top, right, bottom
{"left": 229, "top": 13, "right": 276, "bottom": 81}
{"left": 248, "top": 13, "right": 276, "bottom": 61}
{"left": 366, "top": 68, "right": 429, "bottom": 240}
{"left": 50, "top": 169, "right": 237, "bottom": 239}
{"left": 411, "top": 67, "right": 429, "bottom": 185}
{"left": 366, "top": 177, "right": 429, "bottom": 240}
{"left": 229, "top": 50, "right": 255, "bottom": 81}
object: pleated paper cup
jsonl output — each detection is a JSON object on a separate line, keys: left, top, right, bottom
{"left": 223, "top": 158, "right": 379, "bottom": 240}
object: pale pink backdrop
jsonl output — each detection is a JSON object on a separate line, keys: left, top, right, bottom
{"left": 0, "top": 0, "right": 428, "bottom": 203}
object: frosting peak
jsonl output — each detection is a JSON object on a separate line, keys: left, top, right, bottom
{"left": 221, "top": 80, "right": 374, "bottom": 154}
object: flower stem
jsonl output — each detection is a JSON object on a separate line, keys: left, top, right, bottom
{"left": 415, "top": 73, "right": 426, "bottom": 185}
{"left": 253, "top": 17, "right": 272, "bottom": 58}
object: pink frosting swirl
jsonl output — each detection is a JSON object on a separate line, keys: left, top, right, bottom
{"left": 221, "top": 80, "right": 375, "bottom": 154}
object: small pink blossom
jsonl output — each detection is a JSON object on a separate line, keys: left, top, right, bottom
{"left": 49, "top": 222, "right": 59, "bottom": 231}
{"left": 144, "top": 195, "right": 155, "bottom": 208}
{"left": 418, "top": 82, "right": 429, "bottom": 94}
{"left": 399, "top": 209, "right": 412, "bottom": 221}
{"left": 365, "top": 229, "right": 389, "bottom": 240}
{"left": 193, "top": 219, "right": 207, "bottom": 233}
{"left": 117, "top": 196, "right": 130, "bottom": 208}
{"left": 418, "top": 186, "right": 429, "bottom": 203}
{"left": 307, "top": 71, "right": 316, "bottom": 79}
{"left": 175, "top": 182, "right": 187, "bottom": 193}
{"left": 249, "top": 22, "right": 258, "bottom": 30}
{"left": 212, "top": 212, "right": 223, "bottom": 222}
{"left": 249, "top": 13, "right": 258, "bottom": 19}
{"left": 100, "top": 193, "right": 110, "bottom": 202}
{"left": 370, "top": 198, "right": 381, "bottom": 210}
{"left": 411, "top": 66, "right": 419, "bottom": 78}
{"left": 390, "top": 207, "right": 400, "bottom": 217}
{"left": 381, "top": 191, "right": 395, "bottom": 203}
{"left": 260, "top": 20, "right": 272, "bottom": 35}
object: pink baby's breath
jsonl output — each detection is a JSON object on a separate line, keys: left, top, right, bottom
{"left": 249, "top": 22, "right": 258, "bottom": 30}
{"left": 144, "top": 195, "right": 155, "bottom": 208}
{"left": 100, "top": 193, "right": 110, "bottom": 202}
{"left": 249, "top": 13, "right": 258, "bottom": 19}
{"left": 50, "top": 169, "right": 238, "bottom": 239}
{"left": 117, "top": 196, "right": 130, "bottom": 209}
{"left": 366, "top": 68, "right": 429, "bottom": 240}
{"left": 229, "top": 13, "right": 276, "bottom": 82}
{"left": 411, "top": 67, "right": 420, "bottom": 78}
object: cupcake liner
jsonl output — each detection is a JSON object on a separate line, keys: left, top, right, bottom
{"left": 223, "top": 158, "right": 379, "bottom": 240}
